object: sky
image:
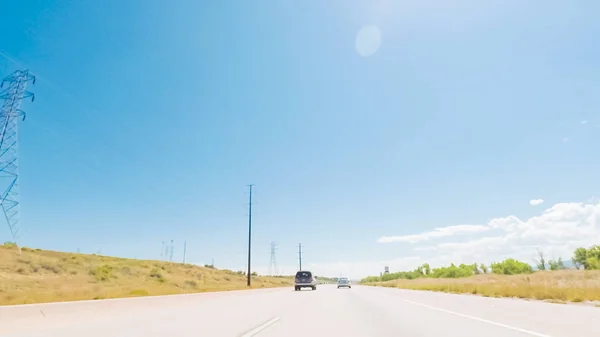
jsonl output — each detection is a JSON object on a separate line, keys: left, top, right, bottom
{"left": 0, "top": 0, "right": 599, "bottom": 279}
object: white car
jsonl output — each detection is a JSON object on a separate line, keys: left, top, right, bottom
{"left": 337, "top": 277, "right": 351, "bottom": 289}
{"left": 295, "top": 271, "right": 317, "bottom": 291}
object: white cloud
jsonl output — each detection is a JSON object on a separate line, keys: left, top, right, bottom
{"left": 581, "top": 120, "right": 588, "bottom": 124}
{"left": 529, "top": 199, "right": 544, "bottom": 206}
{"left": 381, "top": 201, "right": 600, "bottom": 270}
{"left": 378, "top": 224, "right": 489, "bottom": 243}
{"left": 562, "top": 137, "right": 570, "bottom": 143}
{"left": 258, "top": 200, "right": 600, "bottom": 279}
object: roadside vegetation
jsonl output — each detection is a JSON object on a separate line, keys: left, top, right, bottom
{"left": 361, "top": 245, "right": 600, "bottom": 304}
{"left": 0, "top": 242, "right": 293, "bottom": 305}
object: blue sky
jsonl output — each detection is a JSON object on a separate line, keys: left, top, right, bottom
{"left": 1, "top": 0, "right": 599, "bottom": 278}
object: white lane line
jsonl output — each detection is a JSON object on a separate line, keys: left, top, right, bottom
{"left": 400, "top": 299, "right": 552, "bottom": 337}
{"left": 240, "top": 317, "right": 280, "bottom": 337}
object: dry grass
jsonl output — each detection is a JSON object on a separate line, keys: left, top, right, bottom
{"left": 0, "top": 244, "right": 293, "bottom": 305}
{"left": 367, "top": 270, "right": 600, "bottom": 303}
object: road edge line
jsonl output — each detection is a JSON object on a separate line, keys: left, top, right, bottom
{"left": 400, "top": 298, "right": 552, "bottom": 337}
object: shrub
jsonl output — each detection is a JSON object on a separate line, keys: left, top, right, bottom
{"left": 3, "top": 242, "right": 17, "bottom": 249}
{"left": 490, "top": 259, "right": 533, "bottom": 275}
{"left": 548, "top": 258, "right": 566, "bottom": 270}
{"left": 129, "top": 289, "right": 149, "bottom": 296}
{"left": 149, "top": 268, "right": 166, "bottom": 283}
{"left": 40, "top": 263, "right": 62, "bottom": 274}
{"left": 90, "top": 265, "right": 114, "bottom": 281}
{"left": 572, "top": 245, "right": 600, "bottom": 270}
{"left": 184, "top": 280, "right": 198, "bottom": 288}
{"left": 430, "top": 264, "right": 475, "bottom": 278}
{"left": 587, "top": 257, "right": 600, "bottom": 270}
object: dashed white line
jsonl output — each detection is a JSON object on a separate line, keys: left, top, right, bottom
{"left": 240, "top": 317, "right": 280, "bottom": 337}
{"left": 400, "top": 299, "right": 552, "bottom": 337}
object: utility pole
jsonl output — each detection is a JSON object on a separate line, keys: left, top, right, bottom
{"left": 169, "top": 239, "right": 174, "bottom": 262}
{"left": 183, "top": 241, "right": 187, "bottom": 264}
{"left": 247, "top": 184, "right": 253, "bottom": 287}
{"left": 298, "top": 243, "right": 303, "bottom": 271}
{"left": 0, "top": 70, "right": 35, "bottom": 253}
{"left": 269, "top": 241, "right": 278, "bottom": 276}
{"left": 161, "top": 241, "right": 164, "bottom": 260}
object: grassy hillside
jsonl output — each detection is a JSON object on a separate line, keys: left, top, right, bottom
{"left": 367, "top": 270, "right": 600, "bottom": 304}
{"left": 0, "top": 243, "right": 293, "bottom": 306}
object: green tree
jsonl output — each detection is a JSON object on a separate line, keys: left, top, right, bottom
{"left": 422, "top": 263, "right": 431, "bottom": 275}
{"left": 586, "top": 256, "right": 600, "bottom": 270}
{"left": 548, "top": 257, "right": 565, "bottom": 270}
{"left": 534, "top": 250, "right": 546, "bottom": 271}
{"left": 430, "top": 263, "right": 473, "bottom": 278}
{"left": 588, "top": 246, "right": 600, "bottom": 259}
{"left": 572, "top": 247, "right": 588, "bottom": 270}
{"left": 572, "top": 245, "right": 600, "bottom": 270}
{"left": 415, "top": 263, "right": 431, "bottom": 276}
{"left": 490, "top": 258, "right": 533, "bottom": 275}
{"left": 585, "top": 246, "right": 600, "bottom": 270}
{"left": 480, "top": 263, "right": 488, "bottom": 274}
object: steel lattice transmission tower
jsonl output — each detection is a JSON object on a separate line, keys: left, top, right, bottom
{"left": 0, "top": 70, "right": 35, "bottom": 249}
{"left": 269, "top": 241, "right": 278, "bottom": 276}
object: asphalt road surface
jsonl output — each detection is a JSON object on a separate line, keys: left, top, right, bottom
{"left": 1, "top": 285, "right": 598, "bottom": 336}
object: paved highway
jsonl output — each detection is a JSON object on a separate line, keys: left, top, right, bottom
{"left": 1, "top": 285, "right": 597, "bottom": 336}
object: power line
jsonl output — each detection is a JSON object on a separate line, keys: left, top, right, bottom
{"left": 246, "top": 184, "right": 253, "bottom": 286}
{"left": 0, "top": 69, "right": 35, "bottom": 252}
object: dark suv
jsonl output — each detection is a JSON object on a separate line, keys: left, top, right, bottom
{"left": 294, "top": 270, "right": 317, "bottom": 291}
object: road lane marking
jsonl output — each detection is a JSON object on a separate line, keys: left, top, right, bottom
{"left": 239, "top": 317, "right": 280, "bottom": 337}
{"left": 400, "top": 299, "right": 552, "bottom": 337}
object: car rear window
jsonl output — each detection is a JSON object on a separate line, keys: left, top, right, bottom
{"left": 296, "top": 271, "right": 312, "bottom": 278}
